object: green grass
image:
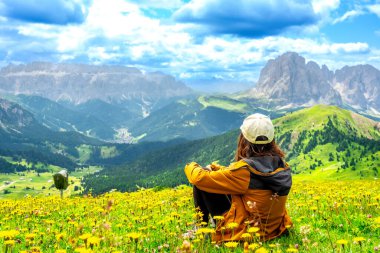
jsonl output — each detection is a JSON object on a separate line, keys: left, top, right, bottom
{"left": 0, "top": 180, "right": 379, "bottom": 252}
{"left": 0, "top": 166, "right": 102, "bottom": 199}
{"left": 274, "top": 105, "right": 379, "bottom": 139}
{"left": 198, "top": 96, "right": 248, "bottom": 112}
{"left": 76, "top": 145, "right": 93, "bottom": 164}
{"left": 100, "top": 146, "right": 119, "bottom": 159}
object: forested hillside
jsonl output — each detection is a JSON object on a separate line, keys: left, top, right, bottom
{"left": 83, "top": 105, "right": 380, "bottom": 194}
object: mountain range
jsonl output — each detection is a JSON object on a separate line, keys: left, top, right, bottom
{"left": 248, "top": 52, "right": 380, "bottom": 116}
{"left": 0, "top": 62, "right": 193, "bottom": 118}
{"left": 1, "top": 52, "right": 379, "bottom": 143}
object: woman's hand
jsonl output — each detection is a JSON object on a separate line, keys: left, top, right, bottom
{"left": 202, "top": 165, "right": 212, "bottom": 171}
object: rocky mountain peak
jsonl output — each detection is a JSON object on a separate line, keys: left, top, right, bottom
{"left": 333, "top": 64, "right": 380, "bottom": 111}
{"left": 249, "top": 52, "right": 341, "bottom": 106}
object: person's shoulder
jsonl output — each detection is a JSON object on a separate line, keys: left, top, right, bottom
{"left": 228, "top": 160, "right": 250, "bottom": 171}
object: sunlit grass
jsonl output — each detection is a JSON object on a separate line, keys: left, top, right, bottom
{"left": 0, "top": 180, "right": 379, "bottom": 252}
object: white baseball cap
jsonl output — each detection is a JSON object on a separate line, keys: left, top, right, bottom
{"left": 240, "top": 113, "right": 274, "bottom": 144}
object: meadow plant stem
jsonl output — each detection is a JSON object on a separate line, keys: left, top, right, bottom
{"left": 324, "top": 218, "right": 335, "bottom": 252}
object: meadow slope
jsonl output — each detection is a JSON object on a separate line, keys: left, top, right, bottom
{"left": 0, "top": 180, "right": 379, "bottom": 253}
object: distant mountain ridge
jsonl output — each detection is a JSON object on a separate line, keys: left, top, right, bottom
{"left": 248, "top": 52, "right": 380, "bottom": 115}
{"left": 0, "top": 62, "right": 193, "bottom": 110}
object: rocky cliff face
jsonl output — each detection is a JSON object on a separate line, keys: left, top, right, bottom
{"left": 249, "top": 52, "right": 380, "bottom": 113}
{"left": 0, "top": 98, "right": 36, "bottom": 131}
{"left": 249, "top": 52, "right": 342, "bottom": 106}
{"left": 0, "top": 62, "right": 193, "bottom": 104}
{"left": 334, "top": 65, "right": 380, "bottom": 112}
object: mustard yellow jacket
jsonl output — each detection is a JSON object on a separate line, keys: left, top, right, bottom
{"left": 184, "top": 156, "right": 292, "bottom": 242}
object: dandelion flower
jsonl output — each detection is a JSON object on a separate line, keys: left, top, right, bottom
{"left": 87, "top": 236, "right": 101, "bottom": 247}
{"left": 79, "top": 233, "right": 92, "bottom": 241}
{"left": 337, "top": 239, "right": 348, "bottom": 245}
{"left": 286, "top": 248, "right": 299, "bottom": 252}
{"left": 224, "top": 241, "right": 239, "bottom": 248}
{"left": 196, "top": 227, "right": 215, "bottom": 234}
{"left": 4, "top": 240, "right": 15, "bottom": 246}
{"left": 241, "top": 233, "right": 252, "bottom": 240}
{"left": 226, "top": 222, "right": 239, "bottom": 230}
{"left": 126, "top": 232, "right": 142, "bottom": 241}
{"left": 255, "top": 247, "right": 269, "bottom": 253}
{"left": 0, "top": 230, "right": 20, "bottom": 239}
{"left": 247, "top": 227, "right": 260, "bottom": 233}
{"left": 248, "top": 243, "right": 260, "bottom": 250}
{"left": 26, "top": 233, "right": 36, "bottom": 240}
{"left": 354, "top": 237, "right": 366, "bottom": 246}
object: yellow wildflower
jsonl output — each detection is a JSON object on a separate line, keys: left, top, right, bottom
{"left": 56, "top": 233, "right": 65, "bottom": 241}
{"left": 126, "top": 232, "right": 142, "bottom": 240}
{"left": 0, "top": 230, "right": 20, "bottom": 239}
{"left": 249, "top": 243, "right": 260, "bottom": 250}
{"left": 353, "top": 237, "right": 366, "bottom": 242}
{"left": 224, "top": 241, "right": 239, "bottom": 248}
{"left": 241, "top": 233, "right": 252, "bottom": 240}
{"left": 196, "top": 227, "right": 215, "bottom": 234}
{"left": 4, "top": 240, "right": 15, "bottom": 245}
{"left": 226, "top": 222, "right": 239, "bottom": 230}
{"left": 247, "top": 227, "right": 260, "bottom": 233}
{"left": 79, "top": 233, "right": 92, "bottom": 240}
{"left": 255, "top": 247, "right": 269, "bottom": 253}
{"left": 87, "top": 236, "right": 101, "bottom": 247}
{"left": 337, "top": 239, "right": 348, "bottom": 245}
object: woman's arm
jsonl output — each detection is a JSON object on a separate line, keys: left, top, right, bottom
{"left": 184, "top": 162, "right": 250, "bottom": 195}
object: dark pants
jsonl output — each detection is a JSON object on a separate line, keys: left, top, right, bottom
{"left": 193, "top": 186, "right": 231, "bottom": 223}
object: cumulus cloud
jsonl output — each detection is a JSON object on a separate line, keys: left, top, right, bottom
{"left": 0, "top": 0, "right": 378, "bottom": 87}
{"left": 129, "top": 0, "right": 184, "bottom": 9}
{"left": 0, "top": 0, "right": 90, "bottom": 25}
{"left": 311, "top": 0, "right": 340, "bottom": 16}
{"left": 367, "top": 4, "right": 380, "bottom": 17}
{"left": 174, "top": 0, "right": 318, "bottom": 38}
{"left": 332, "top": 10, "right": 364, "bottom": 24}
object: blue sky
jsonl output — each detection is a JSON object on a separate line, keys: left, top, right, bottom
{"left": 0, "top": 0, "right": 380, "bottom": 92}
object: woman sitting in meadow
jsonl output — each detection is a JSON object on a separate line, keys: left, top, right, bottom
{"left": 184, "top": 113, "right": 292, "bottom": 242}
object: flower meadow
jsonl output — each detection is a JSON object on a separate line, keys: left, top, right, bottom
{"left": 1, "top": 180, "right": 380, "bottom": 253}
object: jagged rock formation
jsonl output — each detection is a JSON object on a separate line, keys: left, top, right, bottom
{"left": 248, "top": 52, "right": 380, "bottom": 114}
{"left": 334, "top": 65, "right": 380, "bottom": 113}
{"left": 249, "top": 52, "right": 341, "bottom": 106}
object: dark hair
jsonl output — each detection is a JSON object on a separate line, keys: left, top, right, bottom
{"left": 234, "top": 133, "right": 285, "bottom": 161}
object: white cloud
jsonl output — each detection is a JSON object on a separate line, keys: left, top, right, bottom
{"left": 0, "top": 0, "right": 378, "bottom": 83}
{"left": 367, "top": 4, "right": 380, "bottom": 17}
{"left": 17, "top": 23, "right": 61, "bottom": 39}
{"left": 130, "top": 0, "right": 184, "bottom": 9}
{"left": 332, "top": 9, "right": 364, "bottom": 24}
{"left": 311, "top": 0, "right": 340, "bottom": 15}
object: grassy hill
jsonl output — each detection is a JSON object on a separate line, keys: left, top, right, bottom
{"left": 83, "top": 105, "right": 380, "bottom": 194}
{"left": 129, "top": 95, "right": 286, "bottom": 142}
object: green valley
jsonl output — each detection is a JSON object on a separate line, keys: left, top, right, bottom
{"left": 82, "top": 105, "right": 380, "bottom": 194}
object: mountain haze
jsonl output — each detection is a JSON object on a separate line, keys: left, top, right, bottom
{"left": 0, "top": 62, "right": 193, "bottom": 114}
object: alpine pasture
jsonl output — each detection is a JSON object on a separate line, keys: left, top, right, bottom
{"left": 1, "top": 180, "right": 380, "bottom": 252}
